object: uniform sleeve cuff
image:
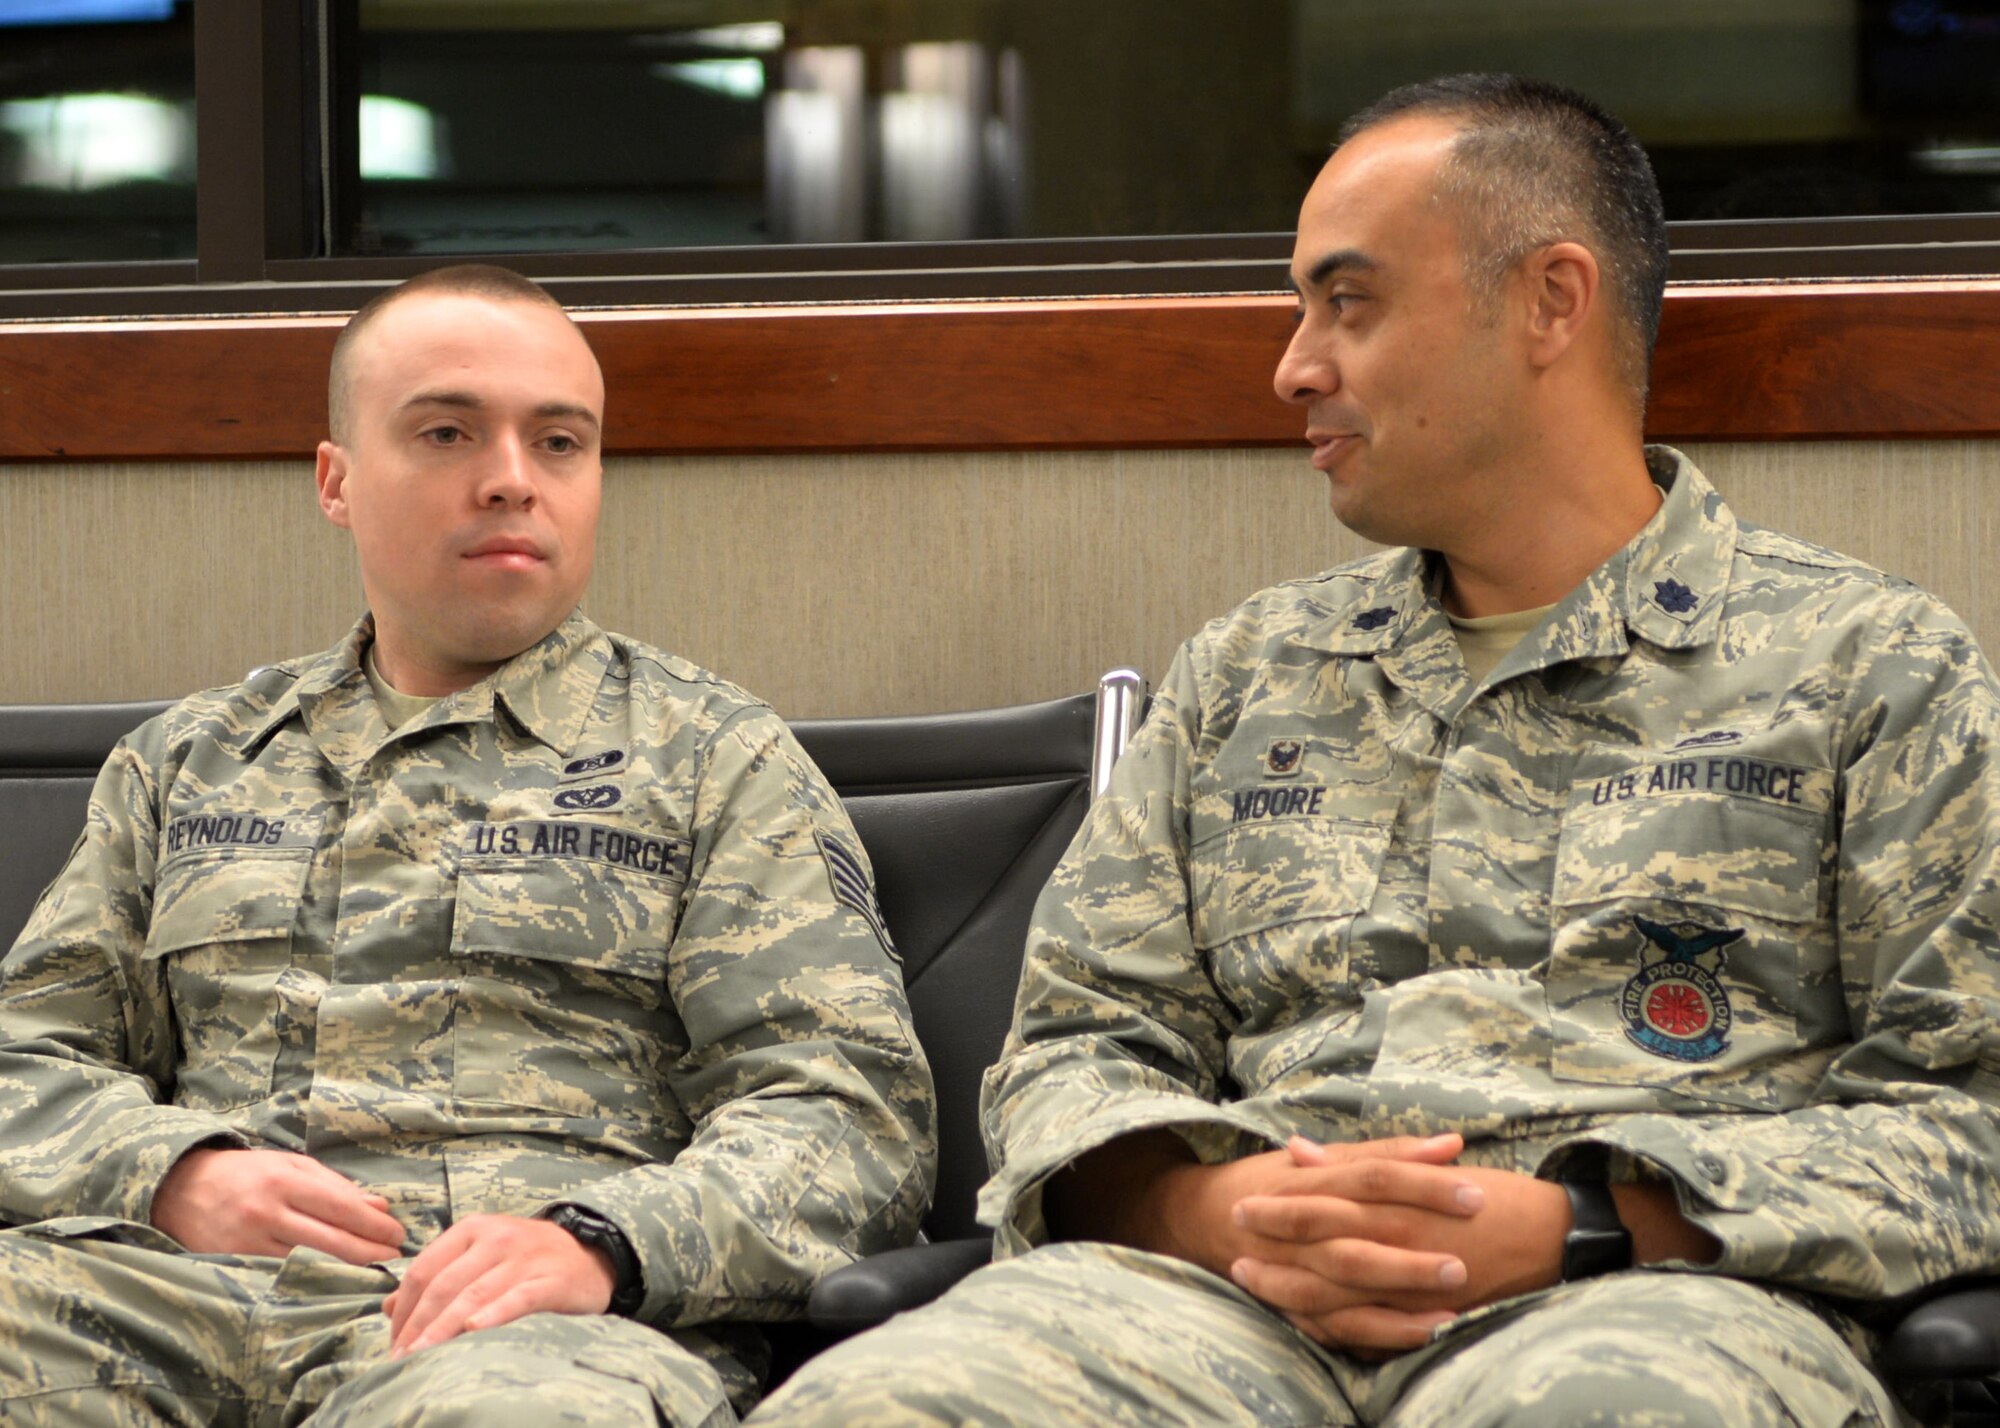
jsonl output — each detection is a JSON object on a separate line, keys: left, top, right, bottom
{"left": 978, "top": 1097, "right": 1279, "bottom": 1256}
{"left": 110, "top": 1118, "right": 251, "bottom": 1227}
{"left": 1538, "top": 1116, "right": 1774, "bottom": 1274}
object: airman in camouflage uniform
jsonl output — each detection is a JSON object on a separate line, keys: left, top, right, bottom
{"left": 0, "top": 267, "right": 934, "bottom": 1426}
{"left": 751, "top": 78, "right": 2000, "bottom": 1428}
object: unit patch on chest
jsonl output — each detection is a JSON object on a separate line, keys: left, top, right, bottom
{"left": 1621, "top": 916, "right": 1742, "bottom": 1063}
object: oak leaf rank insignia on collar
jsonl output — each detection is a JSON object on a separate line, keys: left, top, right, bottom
{"left": 1652, "top": 578, "right": 1698, "bottom": 615}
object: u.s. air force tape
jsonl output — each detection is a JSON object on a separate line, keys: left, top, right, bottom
{"left": 816, "top": 831, "right": 895, "bottom": 952}
{"left": 464, "top": 820, "right": 690, "bottom": 880}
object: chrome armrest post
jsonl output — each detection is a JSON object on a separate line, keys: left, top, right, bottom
{"left": 1091, "top": 668, "right": 1148, "bottom": 802}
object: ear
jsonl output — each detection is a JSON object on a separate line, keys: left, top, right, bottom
{"left": 315, "top": 441, "right": 354, "bottom": 530}
{"left": 1521, "top": 241, "right": 1599, "bottom": 371}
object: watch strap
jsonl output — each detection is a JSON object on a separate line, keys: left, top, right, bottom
{"left": 1558, "top": 1180, "right": 1634, "bottom": 1282}
{"left": 546, "top": 1204, "right": 646, "bottom": 1316}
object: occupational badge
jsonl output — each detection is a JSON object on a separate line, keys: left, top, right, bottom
{"left": 554, "top": 784, "right": 622, "bottom": 811}
{"left": 563, "top": 749, "right": 627, "bottom": 776}
{"left": 1263, "top": 738, "right": 1304, "bottom": 777}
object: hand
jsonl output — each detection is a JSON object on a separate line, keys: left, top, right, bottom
{"left": 1239, "top": 1144, "right": 1722, "bottom": 1354}
{"left": 1047, "top": 1130, "right": 1486, "bottom": 1355}
{"left": 384, "top": 1213, "right": 616, "bottom": 1358}
{"left": 151, "top": 1147, "right": 406, "bottom": 1264}
{"left": 1230, "top": 1140, "right": 1569, "bottom": 1354}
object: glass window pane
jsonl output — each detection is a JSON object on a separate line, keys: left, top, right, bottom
{"left": 340, "top": 0, "right": 2000, "bottom": 260}
{"left": 0, "top": 0, "right": 195, "bottom": 265}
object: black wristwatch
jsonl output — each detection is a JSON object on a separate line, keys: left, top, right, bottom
{"left": 545, "top": 1204, "right": 646, "bottom": 1316}
{"left": 1557, "top": 1180, "right": 1634, "bottom": 1282}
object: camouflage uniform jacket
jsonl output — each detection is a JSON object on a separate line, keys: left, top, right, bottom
{"left": 0, "top": 612, "right": 936, "bottom": 1329}
{"left": 982, "top": 448, "right": 2000, "bottom": 1303}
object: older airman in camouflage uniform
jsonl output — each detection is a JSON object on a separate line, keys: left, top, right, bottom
{"left": 0, "top": 267, "right": 933, "bottom": 1426}
{"left": 752, "top": 78, "right": 2000, "bottom": 1428}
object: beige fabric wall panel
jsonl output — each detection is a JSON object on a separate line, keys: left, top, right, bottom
{"left": 2, "top": 440, "right": 1995, "bottom": 716}
{"left": 0, "top": 462, "right": 361, "bottom": 705}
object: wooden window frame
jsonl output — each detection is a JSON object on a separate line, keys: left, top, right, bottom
{"left": 4, "top": 280, "right": 1998, "bottom": 462}
{"left": 2, "top": 6, "right": 1997, "bottom": 458}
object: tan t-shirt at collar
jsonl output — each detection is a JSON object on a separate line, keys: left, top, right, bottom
{"left": 363, "top": 644, "right": 444, "bottom": 732}
{"left": 1448, "top": 602, "right": 1557, "bottom": 686}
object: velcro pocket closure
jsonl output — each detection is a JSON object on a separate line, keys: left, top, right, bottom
{"left": 452, "top": 824, "right": 690, "bottom": 981}
{"left": 1557, "top": 741, "right": 1831, "bottom": 923}
{"left": 1189, "top": 815, "right": 1391, "bottom": 949}
{"left": 148, "top": 846, "right": 312, "bottom": 956}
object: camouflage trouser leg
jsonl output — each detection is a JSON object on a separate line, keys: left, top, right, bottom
{"left": 1366, "top": 1272, "right": 1916, "bottom": 1428}
{"left": 0, "top": 1222, "right": 304, "bottom": 1427}
{"left": 747, "top": 1243, "right": 1917, "bottom": 1428}
{"left": 746, "top": 1241, "right": 1361, "bottom": 1427}
{"left": 0, "top": 1223, "right": 754, "bottom": 1428}
{"left": 301, "top": 1312, "right": 750, "bottom": 1428}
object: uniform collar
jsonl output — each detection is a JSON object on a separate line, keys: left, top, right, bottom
{"left": 1290, "top": 447, "right": 1735, "bottom": 708}
{"left": 1290, "top": 550, "right": 1466, "bottom": 722}
{"left": 1614, "top": 446, "right": 1734, "bottom": 652}
{"left": 484, "top": 610, "right": 613, "bottom": 755}
{"left": 1295, "top": 546, "right": 1437, "bottom": 660}
{"left": 1538, "top": 446, "right": 1733, "bottom": 663}
{"left": 240, "top": 609, "right": 612, "bottom": 778}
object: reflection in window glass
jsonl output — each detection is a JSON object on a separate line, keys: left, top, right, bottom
{"left": 345, "top": 0, "right": 2000, "bottom": 259}
{"left": 0, "top": 0, "right": 195, "bottom": 264}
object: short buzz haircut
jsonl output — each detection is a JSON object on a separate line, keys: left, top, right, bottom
{"left": 1339, "top": 74, "right": 1669, "bottom": 410}
{"left": 327, "top": 264, "right": 570, "bottom": 445}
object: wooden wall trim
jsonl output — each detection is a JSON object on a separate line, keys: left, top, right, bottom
{"left": 3, "top": 280, "right": 1998, "bottom": 461}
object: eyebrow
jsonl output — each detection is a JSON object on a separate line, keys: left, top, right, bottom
{"left": 400, "top": 390, "right": 602, "bottom": 431}
{"left": 1290, "top": 248, "right": 1380, "bottom": 296}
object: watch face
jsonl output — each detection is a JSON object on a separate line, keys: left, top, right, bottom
{"left": 1567, "top": 1228, "right": 1635, "bottom": 1279}
{"left": 1559, "top": 1183, "right": 1633, "bottom": 1281}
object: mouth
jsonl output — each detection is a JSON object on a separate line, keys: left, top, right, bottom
{"left": 1306, "top": 431, "right": 1360, "bottom": 472}
{"left": 461, "top": 536, "right": 548, "bottom": 571}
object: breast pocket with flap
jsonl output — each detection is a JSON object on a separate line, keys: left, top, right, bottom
{"left": 145, "top": 844, "right": 313, "bottom": 1110}
{"left": 1189, "top": 813, "right": 1392, "bottom": 1087}
{"left": 1547, "top": 734, "right": 1840, "bottom": 1108}
{"left": 449, "top": 820, "right": 691, "bottom": 1120}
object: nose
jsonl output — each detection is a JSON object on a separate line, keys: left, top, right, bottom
{"left": 476, "top": 432, "right": 536, "bottom": 508}
{"left": 1273, "top": 322, "right": 1337, "bottom": 406}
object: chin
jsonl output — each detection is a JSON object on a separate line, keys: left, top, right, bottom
{"left": 453, "top": 609, "right": 567, "bottom": 667}
{"left": 1325, "top": 488, "right": 1386, "bottom": 544}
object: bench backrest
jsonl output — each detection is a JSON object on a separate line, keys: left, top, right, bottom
{"left": 0, "top": 701, "right": 173, "bottom": 952}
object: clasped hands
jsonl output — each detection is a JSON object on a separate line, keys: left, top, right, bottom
{"left": 1059, "top": 1130, "right": 1572, "bottom": 1357}
{"left": 1221, "top": 1133, "right": 1570, "bottom": 1354}
{"left": 152, "top": 1148, "right": 617, "bottom": 1357}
